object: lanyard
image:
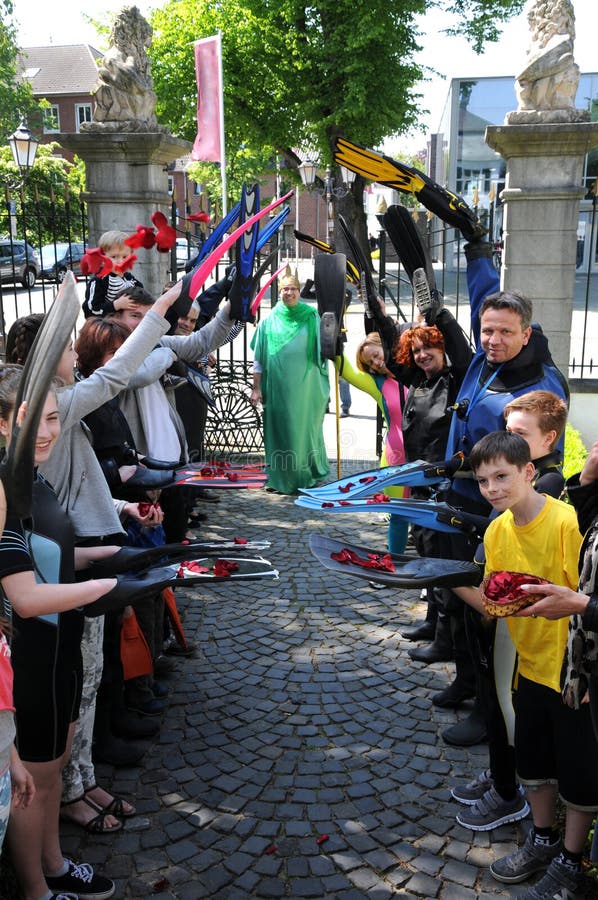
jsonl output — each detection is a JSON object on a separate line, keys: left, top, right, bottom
{"left": 462, "top": 363, "right": 504, "bottom": 427}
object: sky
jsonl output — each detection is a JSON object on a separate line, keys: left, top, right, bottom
{"left": 13, "top": 0, "right": 596, "bottom": 154}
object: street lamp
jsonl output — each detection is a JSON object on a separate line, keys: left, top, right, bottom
{"left": 298, "top": 155, "right": 356, "bottom": 239}
{"left": 5, "top": 118, "right": 39, "bottom": 190}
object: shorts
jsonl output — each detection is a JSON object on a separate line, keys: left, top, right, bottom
{"left": 515, "top": 675, "right": 598, "bottom": 811}
{"left": 12, "top": 610, "right": 83, "bottom": 762}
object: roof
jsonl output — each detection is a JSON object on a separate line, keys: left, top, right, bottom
{"left": 17, "top": 45, "right": 101, "bottom": 95}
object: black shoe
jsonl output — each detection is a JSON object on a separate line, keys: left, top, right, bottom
{"left": 45, "top": 859, "right": 115, "bottom": 900}
{"left": 443, "top": 709, "right": 488, "bottom": 747}
{"left": 152, "top": 680, "right": 169, "bottom": 698}
{"left": 164, "top": 638, "right": 196, "bottom": 657}
{"left": 193, "top": 488, "right": 220, "bottom": 503}
{"left": 154, "top": 654, "right": 176, "bottom": 677}
{"left": 408, "top": 642, "right": 453, "bottom": 663}
{"left": 401, "top": 621, "right": 436, "bottom": 642}
{"left": 111, "top": 711, "right": 160, "bottom": 739}
{"left": 93, "top": 735, "right": 148, "bottom": 766}
{"left": 432, "top": 680, "right": 476, "bottom": 709}
{"left": 126, "top": 697, "right": 167, "bottom": 716}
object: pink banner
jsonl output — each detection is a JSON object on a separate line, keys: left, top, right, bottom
{"left": 192, "top": 35, "right": 222, "bottom": 163}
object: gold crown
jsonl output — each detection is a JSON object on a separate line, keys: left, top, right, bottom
{"left": 279, "top": 264, "right": 300, "bottom": 290}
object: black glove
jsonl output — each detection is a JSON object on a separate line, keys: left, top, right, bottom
{"left": 464, "top": 241, "right": 493, "bottom": 262}
{"left": 84, "top": 567, "right": 175, "bottom": 617}
{"left": 88, "top": 547, "right": 169, "bottom": 577}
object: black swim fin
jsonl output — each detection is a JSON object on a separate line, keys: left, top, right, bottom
{"left": 314, "top": 253, "right": 347, "bottom": 361}
{"left": 337, "top": 215, "right": 377, "bottom": 318}
{"left": 334, "top": 137, "right": 486, "bottom": 242}
{"left": 383, "top": 205, "right": 442, "bottom": 324}
{"left": 294, "top": 229, "right": 360, "bottom": 285}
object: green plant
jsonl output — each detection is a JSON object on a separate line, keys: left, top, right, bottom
{"left": 563, "top": 422, "right": 588, "bottom": 481}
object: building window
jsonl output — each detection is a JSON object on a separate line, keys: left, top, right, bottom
{"left": 43, "top": 105, "right": 60, "bottom": 133}
{"left": 168, "top": 176, "right": 174, "bottom": 195}
{"left": 75, "top": 104, "right": 93, "bottom": 132}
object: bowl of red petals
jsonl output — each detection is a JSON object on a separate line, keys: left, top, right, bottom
{"left": 481, "top": 570, "right": 549, "bottom": 617}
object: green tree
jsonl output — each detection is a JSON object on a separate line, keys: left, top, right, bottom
{"left": 149, "top": 0, "right": 524, "bottom": 249}
{"left": 0, "top": 0, "right": 38, "bottom": 140}
{"left": 0, "top": 143, "right": 86, "bottom": 245}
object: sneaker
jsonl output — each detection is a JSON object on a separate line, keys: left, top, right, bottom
{"left": 45, "top": 859, "right": 115, "bottom": 900}
{"left": 456, "top": 786, "right": 530, "bottom": 831}
{"left": 490, "top": 830, "right": 562, "bottom": 884}
{"left": 51, "top": 895, "right": 78, "bottom": 900}
{"left": 452, "top": 769, "right": 527, "bottom": 805}
{"left": 516, "top": 857, "right": 590, "bottom": 899}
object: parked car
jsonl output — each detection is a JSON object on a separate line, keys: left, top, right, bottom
{"left": 0, "top": 238, "right": 40, "bottom": 288}
{"left": 39, "top": 241, "right": 87, "bottom": 282}
{"left": 175, "top": 237, "right": 200, "bottom": 270}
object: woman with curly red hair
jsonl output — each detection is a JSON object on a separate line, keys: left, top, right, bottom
{"left": 393, "top": 310, "right": 472, "bottom": 677}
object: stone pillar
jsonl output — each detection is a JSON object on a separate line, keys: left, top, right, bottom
{"left": 485, "top": 122, "right": 598, "bottom": 374}
{"left": 60, "top": 131, "right": 191, "bottom": 299}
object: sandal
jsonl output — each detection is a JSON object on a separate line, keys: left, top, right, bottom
{"left": 84, "top": 785, "right": 136, "bottom": 818}
{"left": 60, "top": 795, "right": 123, "bottom": 835}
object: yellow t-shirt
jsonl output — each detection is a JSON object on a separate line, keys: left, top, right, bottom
{"left": 484, "top": 495, "right": 582, "bottom": 693}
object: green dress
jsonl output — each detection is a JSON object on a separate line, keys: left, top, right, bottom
{"left": 251, "top": 301, "right": 329, "bottom": 494}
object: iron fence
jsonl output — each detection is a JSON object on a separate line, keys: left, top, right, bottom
{"left": 2, "top": 191, "right": 596, "bottom": 457}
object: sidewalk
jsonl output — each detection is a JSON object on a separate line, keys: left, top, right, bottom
{"left": 57, "top": 475, "right": 539, "bottom": 899}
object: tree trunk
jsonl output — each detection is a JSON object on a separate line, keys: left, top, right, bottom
{"left": 331, "top": 175, "right": 372, "bottom": 271}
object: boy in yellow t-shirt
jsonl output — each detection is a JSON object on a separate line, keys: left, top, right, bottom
{"left": 460, "top": 431, "right": 597, "bottom": 899}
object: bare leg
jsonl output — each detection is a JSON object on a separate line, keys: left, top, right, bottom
{"left": 526, "top": 782, "right": 558, "bottom": 828}
{"left": 7, "top": 756, "right": 62, "bottom": 900}
{"left": 563, "top": 807, "right": 594, "bottom": 854}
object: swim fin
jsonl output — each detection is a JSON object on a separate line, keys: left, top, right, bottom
{"left": 299, "top": 454, "right": 467, "bottom": 501}
{"left": 228, "top": 183, "right": 260, "bottom": 322}
{"left": 314, "top": 253, "right": 348, "bottom": 360}
{"left": 309, "top": 534, "right": 482, "bottom": 589}
{"left": 337, "top": 214, "right": 377, "bottom": 318}
{"left": 294, "top": 229, "right": 360, "bottom": 284}
{"left": 295, "top": 494, "right": 488, "bottom": 537}
{"left": 383, "top": 205, "right": 442, "bottom": 324}
{"left": 1, "top": 272, "right": 81, "bottom": 520}
{"left": 191, "top": 200, "right": 242, "bottom": 267}
{"left": 334, "top": 137, "right": 486, "bottom": 242}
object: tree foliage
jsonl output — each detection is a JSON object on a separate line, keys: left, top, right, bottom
{"left": 0, "top": 0, "right": 39, "bottom": 141}
{"left": 0, "top": 143, "right": 86, "bottom": 245}
{"left": 149, "top": 0, "right": 524, "bottom": 240}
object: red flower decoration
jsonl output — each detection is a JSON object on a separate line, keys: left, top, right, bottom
{"left": 188, "top": 212, "right": 211, "bottom": 223}
{"left": 330, "top": 547, "right": 395, "bottom": 573}
{"left": 366, "top": 493, "right": 390, "bottom": 504}
{"left": 359, "top": 476, "right": 377, "bottom": 484}
{"left": 226, "top": 472, "right": 239, "bottom": 482}
{"left": 339, "top": 500, "right": 352, "bottom": 506}
{"left": 481, "top": 570, "right": 550, "bottom": 617}
{"left": 114, "top": 253, "right": 137, "bottom": 275}
{"left": 151, "top": 211, "right": 176, "bottom": 252}
{"left": 234, "top": 537, "right": 248, "bottom": 545}
{"left": 125, "top": 225, "right": 156, "bottom": 250}
{"left": 213, "top": 559, "right": 240, "bottom": 577}
{"left": 80, "top": 247, "right": 113, "bottom": 278}
{"left": 339, "top": 483, "right": 355, "bottom": 493}
{"left": 322, "top": 502, "right": 334, "bottom": 508}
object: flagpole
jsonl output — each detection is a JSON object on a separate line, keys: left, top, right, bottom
{"left": 217, "top": 31, "right": 227, "bottom": 217}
